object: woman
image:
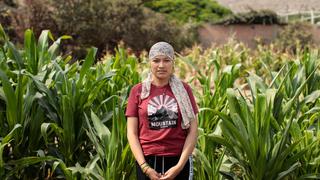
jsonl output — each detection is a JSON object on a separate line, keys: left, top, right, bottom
{"left": 126, "top": 42, "right": 198, "bottom": 180}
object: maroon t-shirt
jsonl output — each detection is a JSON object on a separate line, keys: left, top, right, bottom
{"left": 125, "top": 82, "right": 198, "bottom": 156}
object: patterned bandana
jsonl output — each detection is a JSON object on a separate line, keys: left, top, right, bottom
{"left": 148, "top": 42, "right": 175, "bottom": 60}
{"left": 141, "top": 42, "right": 196, "bottom": 129}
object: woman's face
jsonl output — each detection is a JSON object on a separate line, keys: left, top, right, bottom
{"left": 150, "top": 55, "right": 173, "bottom": 81}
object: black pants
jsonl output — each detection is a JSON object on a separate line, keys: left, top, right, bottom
{"left": 136, "top": 155, "right": 193, "bottom": 180}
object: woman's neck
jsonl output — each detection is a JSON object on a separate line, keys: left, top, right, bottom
{"left": 152, "top": 77, "right": 169, "bottom": 87}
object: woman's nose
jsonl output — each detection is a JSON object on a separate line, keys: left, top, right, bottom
{"left": 159, "top": 61, "right": 164, "bottom": 67}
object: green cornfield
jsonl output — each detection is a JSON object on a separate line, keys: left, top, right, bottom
{"left": 0, "top": 25, "right": 319, "bottom": 179}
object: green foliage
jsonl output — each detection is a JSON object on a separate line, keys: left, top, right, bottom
{"left": 177, "top": 44, "right": 320, "bottom": 179}
{"left": 191, "top": 53, "right": 240, "bottom": 179}
{"left": 217, "top": 9, "right": 282, "bottom": 25}
{"left": 70, "top": 110, "right": 135, "bottom": 179}
{"left": 144, "top": 0, "right": 232, "bottom": 23}
{"left": 0, "top": 24, "right": 146, "bottom": 178}
{"left": 1, "top": 27, "right": 320, "bottom": 179}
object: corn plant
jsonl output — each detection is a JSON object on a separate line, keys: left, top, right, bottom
{"left": 69, "top": 47, "right": 142, "bottom": 179}
{"left": 210, "top": 53, "right": 320, "bottom": 179}
{"left": 259, "top": 49, "right": 320, "bottom": 178}
{"left": 70, "top": 107, "right": 135, "bottom": 179}
{"left": 0, "top": 124, "right": 21, "bottom": 178}
{"left": 181, "top": 49, "right": 242, "bottom": 179}
{"left": 281, "top": 51, "right": 320, "bottom": 178}
{"left": 211, "top": 87, "right": 301, "bottom": 179}
{"left": 35, "top": 46, "right": 117, "bottom": 167}
{"left": 0, "top": 24, "right": 76, "bottom": 178}
{"left": 1, "top": 24, "right": 320, "bottom": 179}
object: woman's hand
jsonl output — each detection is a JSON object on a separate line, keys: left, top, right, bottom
{"left": 160, "top": 119, "right": 198, "bottom": 179}
{"left": 159, "top": 165, "right": 182, "bottom": 180}
{"left": 146, "top": 167, "right": 161, "bottom": 180}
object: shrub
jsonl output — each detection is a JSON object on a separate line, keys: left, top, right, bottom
{"left": 52, "top": 0, "right": 196, "bottom": 57}
{"left": 144, "top": 0, "right": 232, "bottom": 23}
{"left": 274, "top": 22, "right": 313, "bottom": 53}
{"left": 0, "top": 1, "right": 17, "bottom": 42}
{"left": 216, "top": 9, "right": 283, "bottom": 25}
{"left": 2, "top": 0, "right": 197, "bottom": 58}
{"left": 7, "top": 0, "right": 58, "bottom": 45}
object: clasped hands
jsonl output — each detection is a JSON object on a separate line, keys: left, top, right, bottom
{"left": 143, "top": 164, "right": 182, "bottom": 180}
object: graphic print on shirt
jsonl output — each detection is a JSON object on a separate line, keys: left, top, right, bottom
{"left": 147, "top": 95, "right": 178, "bottom": 130}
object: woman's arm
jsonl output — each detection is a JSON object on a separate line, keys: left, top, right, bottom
{"left": 160, "top": 118, "right": 198, "bottom": 179}
{"left": 127, "top": 117, "right": 161, "bottom": 179}
{"left": 127, "top": 117, "right": 145, "bottom": 165}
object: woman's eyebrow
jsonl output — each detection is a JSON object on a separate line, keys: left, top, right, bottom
{"left": 152, "top": 57, "right": 171, "bottom": 61}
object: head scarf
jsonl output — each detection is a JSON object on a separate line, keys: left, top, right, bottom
{"left": 148, "top": 41, "right": 175, "bottom": 60}
{"left": 141, "top": 42, "right": 196, "bottom": 129}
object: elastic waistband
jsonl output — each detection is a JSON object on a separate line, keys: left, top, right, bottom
{"left": 145, "top": 155, "right": 180, "bottom": 174}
